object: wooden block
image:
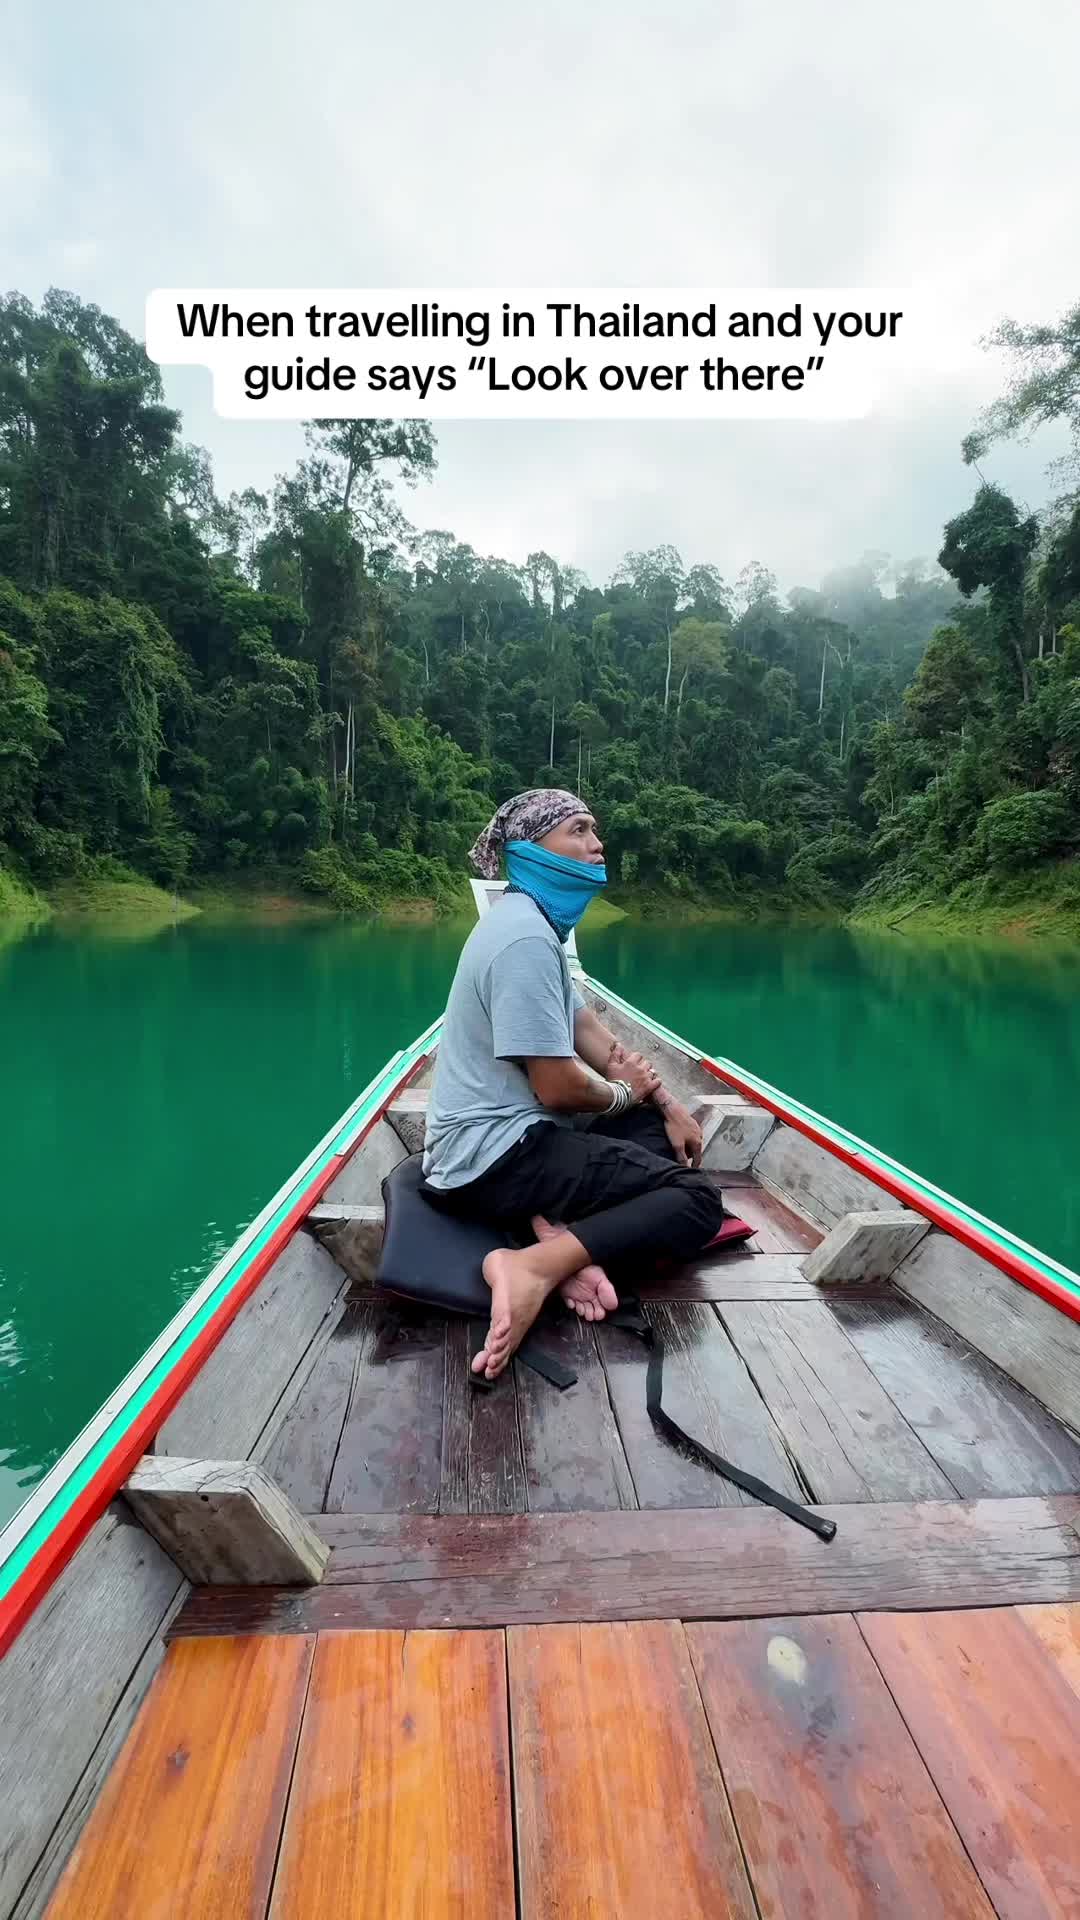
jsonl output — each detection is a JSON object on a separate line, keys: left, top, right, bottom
{"left": 754, "top": 1123, "right": 892, "bottom": 1228}
{"left": 893, "top": 1229, "right": 1080, "bottom": 1434}
{"left": 860, "top": 1607, "right": 1080, "bottom": 1918}
{"left": 171, "top": 1496, "right": 1080, "bottom": 1637}
{"left": 1, "top": 1508, "right": 184, "bottom": 1919}
{"left": 325, "top": 1303, "right": 447, "bottom": 1514}
{"left": 508, "top": 1621, "right": 756, "bottom": 1920}
{"left": 833, "top": 1295, "right": 1080, "bottom": 1498}
{"left": 307, "top": 1208, "right": 384, "bottom": 1288}
{"left": 321, "top": 1116, "right": 407, "bottom": 1205}
{"left": 802, "top": 1208, "right": 928, "bottom": 1284}
{"left": 719, "top": 1301, "right": 955, "bottom": 1502}
{"left": 697, "top": 1097, "right": 775, "bottom": 1171}
{"left": 258, "top": 1299, "right": 369, "bottom": 1511}
{"left": 45, "top": 1634, "right": 313, "bottom": 1919}
{"left": 442, "top": 1319, "right": 527, "bottom": 1515}
{"left": 516, "top": 1317, "right": 637, "bottom": 1512}
{"left": 688, "top": 1614, "right": 996, "bottom": 1920}
{"left": 600, "top": 1301, "right": 802, "bottom": 1509}
{"left": 125, "top": 1456, "right": 330, "bottom": 1585}
{"left": 156, "top": 1231, "right": 346, "bottom": 1460}
{"left": 269, "top": 1629, "right": 514, "bottom": 1919}
{"left": 383, "top": 1087, "right": 429, "bottom": 1155}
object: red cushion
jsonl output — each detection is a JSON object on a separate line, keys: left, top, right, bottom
{"left": 703, "top": 1215, "right": 754, "bottom": 1248}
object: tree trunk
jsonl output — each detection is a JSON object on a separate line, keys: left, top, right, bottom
{"left": 549, "top": 696, "right": 556, "bottom": 767}
{"left": 421, "top": 636, "right": 430, "bottom": 685}
{"left": 818, "top": 638, "right": 827, "bottom": 721}
{"left": 1011, "top": 634, "right": 1031, "bottom": 704}
{"left": 460, "top": 612, "right": 466, "bottom": 654}
{"left": 663, "top": 625, "right": 673, "bottom": 711}
{"left": 577, "top": 735, "right": 583, "bottom": 788}
{"left": 677, "top": 665, "right": 689, "bottom": 716}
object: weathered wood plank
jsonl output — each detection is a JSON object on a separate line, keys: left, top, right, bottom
{"left": 269, "top": 1630, "right": 514, "bottom": 1919}
{"left": 320, "top": 1116, "right": 407, "bottom": 1205}
{"left": 156, "top": 1231, "right": 347, "bottom": 1461}
{"left": 307, "top": 1210, "right": 383, "bottom": 1290}
{"left": 0, "top": 1507, "right": 184, "bottom": 1919}
{"left": 639, "top": 1251, "right": 885, "bottom": 1302}
{"left": 125, "top": 1456, "right": 329, "bottom": 1584}
{"left": 45, "top": 1634, "right": 313, "bottom": 1919}
{"left": 517, "top": 1316, "right": 637, "bottom": 1512}
{"left": 893, "top": 1229, "right": 1080, "bottom": 1434}
{"left": 1018, "top": 1602, "right": 1080, "bottom": 1703}
{"left": 725, "top": 1182, "right": 822, "bottom": 1253}
{"left": 802, "top": 1208, "right": 928, "bottom": 1283}
{"left": 325, "top": 1303, "right": 447, "bottom": 1514}
{"left": 258, "top": 1299, "right": 368, "bottom": 1512}
{"left": 509, "top": 1621, "right": 756, "bottom": 1920}
{"left": 688, "top": 1614, "right": 996, "bottom": 1920}
{"left": 599, "top": 1301, "right": 803, "bottom": 1508}
{"left": 860, "top": 1607, "right": 1080, "bottom": 1919}
{"left": 172, "top": 1495, "right": 1080, "bottom": 1637}
{"left": 441, "top": 1320, "right": 528, "bottom": 1515}
{"left": 833, "top": 1294, "right": 1080, "bottom": 1498}
{"left": 754, "top": 1123, "right": 892, "bottom": 1228}
{"left": 719, "top": 1300, "right": 956, "bottom": 1502}
{"left": 382, "top": 1088, "right": 428, "bottom": 1155}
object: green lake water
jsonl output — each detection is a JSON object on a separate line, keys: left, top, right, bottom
{"left": 2, "top": 911, "right": 1079, "bottom": 1532}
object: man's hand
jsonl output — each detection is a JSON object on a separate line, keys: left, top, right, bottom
{"left": 662, "top": 1101, "right": 704, "bottom": 1168}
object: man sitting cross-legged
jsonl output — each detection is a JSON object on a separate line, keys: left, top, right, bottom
{"left": 420, "top": 787, "right": 730, "bottom": 1379}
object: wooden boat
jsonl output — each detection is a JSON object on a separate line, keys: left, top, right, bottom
{"left": 3, "top": 882, "right": 1080, "bottom": 1917}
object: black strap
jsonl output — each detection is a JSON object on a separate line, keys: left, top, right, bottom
{"left": 610, "top": 1299, "right": 836, "bottom": 1542}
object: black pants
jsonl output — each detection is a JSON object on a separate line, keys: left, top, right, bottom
{"left": 420, "top": 1103, "right": 726, "bottom": 1277}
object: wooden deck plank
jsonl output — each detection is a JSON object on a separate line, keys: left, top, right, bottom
{"left": 269, "top": 1629, "right": 514, "bottom": 1918}
{"left": 834, "top": 1294, "right": 1080, "bottom": 1498}
{"left": 325, "top": 1304, "right": 447, "bottom": 1514}
{"left": 259, "top": 1299, "right": 369, "bottom": 1512}
{"left": 441, "top": 1319, "right": 528, "bottom": 1514}
{"left": 599, "top": 1301, "right": 803, "bottom": 1508}
{"left": 516, "top": 1316, "right": 637, "bottom": 1512}
{"left": 727, "top": 1183, "right": 823, "bottom": 1252}
{"left": 687, "top": 1614, "right": 995, "bottom": 1919}
{"left": 860, "top": 1607, "right": 1080, "bottom": 1920}
{"left": 45, "top": 1634, "right": 313, "bottom": 1919}
{"left": 1018, "top": 1602, "right": 1080, "bottom": 1703}
{"left": 719, "top": 1300, "right": 956, "bottom": 1502}
{"left": 638, "top": 1250, "right": 889, "bottom": 1302}
{"left": 171, "top": 1495, "right": 1080, "bottom": 1636}
{"left": 508, "top": 1621, "right": 756, "bottom": 1919}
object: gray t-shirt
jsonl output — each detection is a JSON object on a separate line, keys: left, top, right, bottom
{"left": 422, "top": 892, "right": 585, "bottom": 1190}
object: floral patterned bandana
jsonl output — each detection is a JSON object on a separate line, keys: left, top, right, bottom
{"left": 468, "top": 788, "right": 590, "bottom": 879}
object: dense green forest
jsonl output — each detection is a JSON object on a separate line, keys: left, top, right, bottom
{"left": 2, "top": 289, "right": 1079, "bottom": 921}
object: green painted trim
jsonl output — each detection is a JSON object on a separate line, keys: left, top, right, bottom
{"left": 0, "top": 1026, "right": 440, "bottom": 1602}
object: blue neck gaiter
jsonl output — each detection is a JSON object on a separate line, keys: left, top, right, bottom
{"left": 504, "top": 839, "right": 607, "bottom": 942}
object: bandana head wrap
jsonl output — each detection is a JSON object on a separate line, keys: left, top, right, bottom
{"left": 468, "top": 788, "right": 591, "bottom": 879}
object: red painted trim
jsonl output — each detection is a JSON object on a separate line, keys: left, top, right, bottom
{"left": 702, "top": 1056, "right": 1080, "bottom": 1327}
{"left": 0, "top": 1055, "right": 429, "bottom": 1660}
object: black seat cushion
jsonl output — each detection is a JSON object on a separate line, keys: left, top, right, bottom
{"left": 375, "top": 1154, "right": 511, "bottom": 1314}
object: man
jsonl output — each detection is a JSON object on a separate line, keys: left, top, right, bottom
{"left": 421, "top": 788, "right": 730, "bottom": 1379}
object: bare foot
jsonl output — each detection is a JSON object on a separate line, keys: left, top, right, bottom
{"left": 532, "top": 1214, "right": 619, "bottom": 1323}
{"left": 472, "top": 1247, "right": 555, "bottom": 1381}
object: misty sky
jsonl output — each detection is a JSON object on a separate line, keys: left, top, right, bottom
{"left": 3, "top": 0, "right": 1078, "bottom": 593}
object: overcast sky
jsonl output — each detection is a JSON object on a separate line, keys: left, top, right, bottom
{"left": 3, "top": 0, "right": 1077, "bottom": 593}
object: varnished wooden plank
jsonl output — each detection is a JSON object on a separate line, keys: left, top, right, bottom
{"left": 516, "top": 1316, "right": 637, "bottom": 1511}
{"left": 157, "top": 1232, "right": 347, "bottom": 1461}
{"left": 1, "top": 1507, "right": 185, "bottom": 1918}
{"left": 441, "top": 1319, "right": 527, "bottom": 1514}
{"left": 325, "top": 1303, "right": 447, "bottom": 1514}
{"left": 1019, "top": 1603, "right": 1080, "bottom": 1702}
{"left": 860, "top": 1607, "right": 1080, "bottom": 1919}
{"left": 833, "top": 1294, "right": 1080, "bottom": 1498}
{"left": 727, "top": 1182, "right": 822, "bottom": 1252}
{"left": 638, "top": 1250, "right": 887, "bottom": 1301}
{"left": 509, "top": 1621, "right": 756, "bottom": 1919}
{"left": 893, "top": 1229, "right": 1080, "bottom": 1436}
{"left": 687, "top": 1614, "right": 995, "bottom": 1919}
{"left": 600, "top": 1301, "right": 802, "bottom": 1508}
{"left": 258, "top": 1299, "right": 368, "bottom": 1512}
{"left": 269, "top": 1629, "right": 514, "bottom": 1918}
{"left": 46, "top": 1634, "right": 314, "bottom": 1919}
{"left": 719, "top": 1300, "right": 955, "bottom": 1502}
{"left": 172, "top": 1495, "right": 1080, "bottom": 1636}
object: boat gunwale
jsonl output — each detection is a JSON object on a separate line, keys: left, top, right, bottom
{"left": 3, "top": 976, "right": 1078, "bottom": 1659}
